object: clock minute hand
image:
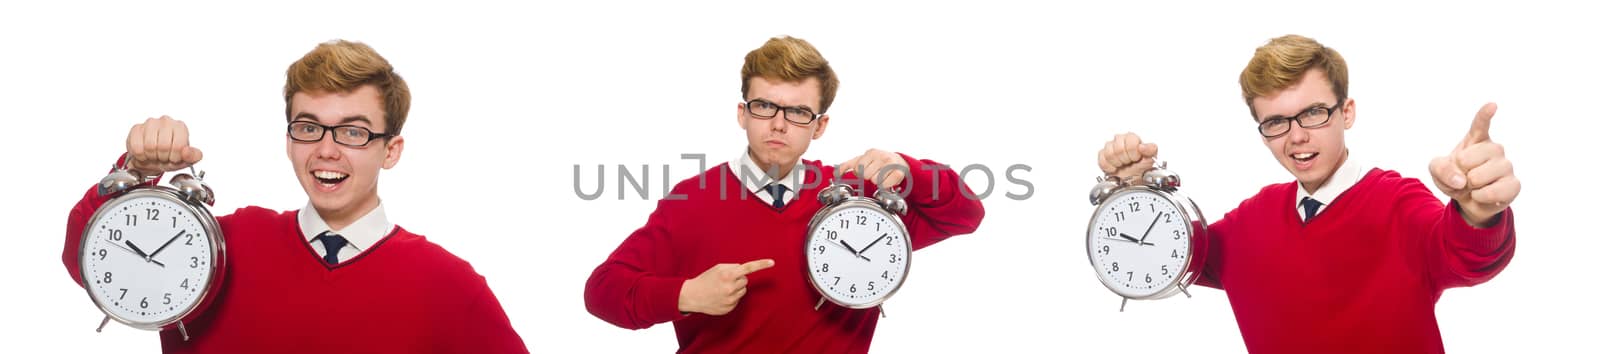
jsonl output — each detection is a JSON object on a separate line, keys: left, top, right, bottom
{"left": 148, "top": 230, "right": 185, "bottom": 259}
{"left": 1137, "top": 212, "right": 1163, "bottom": 244}
{"left": 857, "top": 233, "right": 889, "bottom": 254}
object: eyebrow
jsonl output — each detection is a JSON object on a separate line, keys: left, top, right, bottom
{"left": 1262, "top": 102, "right": 1334, "bottom": 121}
{"left": 292, "top": 112, "right": 373, "bottom": 126}
{"left": 750, "top": 98, "right": 817, "bottom": 112}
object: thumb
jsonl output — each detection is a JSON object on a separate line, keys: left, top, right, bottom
{"left": 183, "top": 147, "right": 204, "bottom": 165}
{"left": 1138, "top": 143, "right": 1158, "bottom": 159}
{"left": 738, "top": 259, "right": 776, "bottom": 275}
{"left": 1429, "top": 156, "right": 1466, "bottom": 191}
{"left": 1463, "top": 102, "right": 1496, "bottom": 144}
{"left": 838, "top": 156, "right": 862, "bottom": 174}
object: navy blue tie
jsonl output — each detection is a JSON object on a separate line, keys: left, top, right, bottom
{"left": 1300, "top": 197, "right": 1323, "bottom": 221}
{"left": 766, "top": 184, "right": 788, "bottom": 209}
{"left": 316, "top": 231, "right": 348, "bottom": 265}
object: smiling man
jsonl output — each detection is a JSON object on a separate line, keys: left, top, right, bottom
{"left": 584, "top": 36, "right": 985, "bottom": 353}
{"left": 1096, "top": 35, "right": 1519, "bottom": 353}
{"left": 61, "top": 40, "right": 527, "bottom": 353}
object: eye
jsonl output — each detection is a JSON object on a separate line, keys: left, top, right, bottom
{"left": 1304, "top": 107, "right": 1330, "bottom": 117}
{"left": 752, "top": 100, "right": 775, "bottom": 110}
{"left": 338, "top": 127, "right": 370, "bottom": 139}
{"left": 785, "top": 107, "right": 812, "bottom": 118}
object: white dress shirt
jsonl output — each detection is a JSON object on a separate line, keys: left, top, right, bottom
{"left": 298, "top": 202, "right": 395, "bottom": 263}
{"left": 1295, "top": 151, "right": 1366, "bottom": 222}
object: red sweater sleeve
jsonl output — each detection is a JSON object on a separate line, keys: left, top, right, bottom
{"left": 1193, "top": 184, "right": 1277, "bottom": 290}
{"left": 886, "top": 153, "right": 986, "bottom": 250}
{"left": 1195, "top": 200, "right": 1245, "bottom": 290}
{"left": 584, "top": 200, "right": 688, "bottom": 330}
{"left": 1391, "top": 178, "right": 1516, "bottom": 290}
{"left": 63, "top": 154, "right": 162, "bottom": 287}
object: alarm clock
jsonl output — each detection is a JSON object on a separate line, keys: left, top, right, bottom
{"left": 805, "top": 184, "right": 911, "bottom": 312}
{"left": 79, "top": 164, "right": 225, "bottom": 340}
{"left": 1086, "top": 162, "right": 1208, "bottom": 312}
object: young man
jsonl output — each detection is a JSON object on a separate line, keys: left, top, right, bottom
{"left": 584, "top": 36, "right": 986, "bottom": 353}
{"left": 1097, "top": 35, "right": 1518, "bottom": 353}
{"left": 61, "top": 40, "right": 528, "bottom": 353}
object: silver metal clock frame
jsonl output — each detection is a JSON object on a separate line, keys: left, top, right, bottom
{"left": 805, "top": 184, "right": 912, "bottom": 313}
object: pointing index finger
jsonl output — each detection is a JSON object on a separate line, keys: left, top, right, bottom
{"left": 738, "top": 259, "right": 776, "bottom": 275}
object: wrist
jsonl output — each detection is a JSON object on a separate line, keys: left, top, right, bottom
{"left": 676, "top": 278, "right": 698, "bottom": 314}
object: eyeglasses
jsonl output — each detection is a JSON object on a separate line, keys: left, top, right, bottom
{"left": 743, "top": 98, "right": 821, "bottom": 125}
{"left": 1257, "top": 99, "right": 1344, "bottom": 138}
{"left": 286, "top": 121, "right": 393, "bottom": 147}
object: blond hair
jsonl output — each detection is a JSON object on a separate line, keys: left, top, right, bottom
{"left": 740, "top": 36, "right": 840, "bottom": 113}
{"left": 1239, "top": 34, "right": 1348, "bottom": 118}
{"left": 284, "top": 40, "right": 411, "bottom": 135}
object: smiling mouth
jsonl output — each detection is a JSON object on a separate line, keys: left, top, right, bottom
{"left": 1292, "top": 152, "right": 1319, "bottom": 163}
{"left": 313, "top": 170, "right": 349, "bottom": 186}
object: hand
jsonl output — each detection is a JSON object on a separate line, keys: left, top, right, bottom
{"left": 1429, "top": 103, "right": 1520, "bottom": 227}
{"left": 1098, "top": 132, "right": 1159, "bottom": 182}
{"left": 678, "top": 259, "right": 776, "bottom": 316}
{"left": 126, "top": 116, "right": 204, "bottom": 176}
{"left": 147, "top": 230, "right": 185, "bottom": 259}
{"left": 839, "top": 149, "right": 910, "bottom": 189}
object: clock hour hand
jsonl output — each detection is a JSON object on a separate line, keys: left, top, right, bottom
{"left": 832, "top": 239, "right": 872, "bottom": 262}
{"left": 117, "top": 241, "right": 166, "bottom": 267}
{"left": 1118, "top": 233, "right": 1154, "bottom": 246}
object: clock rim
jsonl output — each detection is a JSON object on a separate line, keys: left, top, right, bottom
{"left": 804, "top": 200, "right": 912, "bottom": 309}
{"left": 1085, "top": 186, "right": 1208, "bottom": 300}
{"left": 78, "top": 187, "right": 227, "bottom": 331}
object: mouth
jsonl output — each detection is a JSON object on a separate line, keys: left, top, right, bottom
{"left": 1289, "top": 152, "right": 1319, "bottom": 169}
{"left": 764, "top": 139, "right": 787, "bottom": 148}
{"left": 312, "top": 170, "right": 349, "bottom": 188}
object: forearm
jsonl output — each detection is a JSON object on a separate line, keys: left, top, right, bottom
{"left": 584, "top": 262, "right": 687, "bottom": 329}
{"left": 896, "top": 153, "right": 985, "bottom": 250}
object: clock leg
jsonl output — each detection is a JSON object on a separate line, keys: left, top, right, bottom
{"left": 179, "top": 321, "right": 190, "bottom": 341}
{"left": 814, "top": 298, "right": 825, "bottom": 311}
{"left": 879, "top": 306, "right": 887, "bottom": 318}
{"left": 1119, "top": 297, "right": 1128, "bottom": 312}
{"left": 96, "top": 315, "right": 110, "bottom": 333}
{"left": 1178, "top": 283, "right": 1192, "bottom": 298}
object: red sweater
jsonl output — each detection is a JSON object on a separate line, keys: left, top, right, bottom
{"left": 1198, "top": 168, "right": 1515, "bottom": 353}
{"left": 584, "top": 154, "right": 984, "bottom": 353}
{"left": 62, "top": 162, "right": 528, "bottom": 353}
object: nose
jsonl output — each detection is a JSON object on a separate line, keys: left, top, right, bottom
{"left": 769, "top": 114, "right": 788, "bottom": 134}
{"left": 1285, "top": 120, "right": 1311, "bottom": 144}
{"left": 313, "top": 134, "right": 343, "bottom": 160}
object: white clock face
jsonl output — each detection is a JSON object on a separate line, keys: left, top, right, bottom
{"left": 1088, "top": 190, "right": 1192, "bottom": 298}
{"left": 807, "top": 205, "right": 910, "bottom": 308}
{"left": 82, "top": 194, "right": 217, "bottom": 326}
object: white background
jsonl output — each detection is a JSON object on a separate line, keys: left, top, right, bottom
{"left": 2, "top": 1, "right": 1593, "bottom": 353}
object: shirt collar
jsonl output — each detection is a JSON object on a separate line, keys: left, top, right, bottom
{"left": 734, "top": 148, "right": 803, "bottom": 203}
{"left": 1296, "top": 150, "right": 1363, "bottom": 209}
{"left": 298, "top": 202, "right": 394, "bottom": 252}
